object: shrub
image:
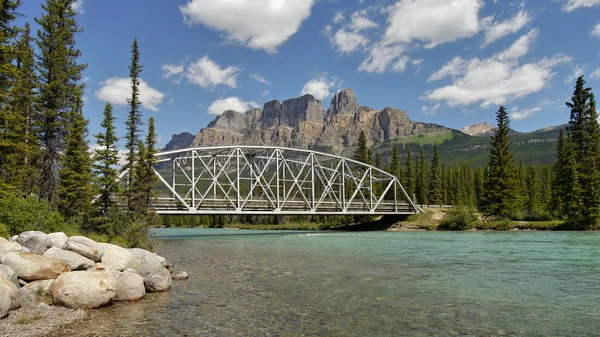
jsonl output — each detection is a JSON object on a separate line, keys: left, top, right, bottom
{"left": 0, "top": 194, "right": 70, "bottom": 235}
{"left": 0, "top": 223, "right": 9, "bottom": 239}
{"left": 438, "top": 207, "right": 477, "bottom": 230}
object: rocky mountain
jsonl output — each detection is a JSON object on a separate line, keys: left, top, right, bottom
{"left": 461, "top": 123, "right": 494, "bottom": 136}
{"left": 186, "top": 88, "right": 449, "bottom": 155}
{"left": 162, "top": 132, "right": 195, "bottom": 151}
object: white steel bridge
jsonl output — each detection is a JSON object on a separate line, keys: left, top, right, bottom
{"left": 135, "top": 146, "right": 419, "bottom": 216}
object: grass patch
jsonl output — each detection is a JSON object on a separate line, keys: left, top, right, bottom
{"left": 400, "top": 130, "right": 454, "bottom": 146}
{"left": 16, "top": 314, "right": 45, "bottom": 325}
{"left": 394, "top": 210, "right": 440, "bottom": 230}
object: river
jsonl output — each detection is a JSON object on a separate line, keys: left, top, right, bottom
{"left": 63, "top": 229, "right": 600, "bottom": 336}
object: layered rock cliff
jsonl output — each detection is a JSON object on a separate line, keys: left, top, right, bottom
{"left": 185, "top": 89, "right": 449, "bottom": 155}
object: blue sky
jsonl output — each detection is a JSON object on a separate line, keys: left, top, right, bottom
{"left": 18, "top": 0, "right": 600, "bottom": 147}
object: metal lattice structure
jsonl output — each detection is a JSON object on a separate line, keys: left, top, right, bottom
{"left": 128, "top": 146, "right": 418, "bottom": 215}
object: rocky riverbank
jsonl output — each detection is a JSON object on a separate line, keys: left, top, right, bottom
{"left": 0, "top": 231, "right": 188, "bottom": 336}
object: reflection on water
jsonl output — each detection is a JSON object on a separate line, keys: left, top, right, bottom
{"left": 65, "top": 229, "right": 600, "bottom": 336}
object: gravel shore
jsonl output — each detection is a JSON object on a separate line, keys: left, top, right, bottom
{"left": 0, "top": 304, "right": 86, "bottom": 337}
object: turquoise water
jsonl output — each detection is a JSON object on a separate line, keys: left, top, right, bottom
{"left": 67, "top": 229, "right": 600, "bottom": 336}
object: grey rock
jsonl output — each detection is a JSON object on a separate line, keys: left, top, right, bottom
{"left": 0, "top": 275, "right": 20, "bottom": 310}
{"left": 64, "top": 236, "right": 103, "bottom": 262}
{"left": 18, "top": 280, "right": 54, "bottom": 306}
{"left": 0, "top": 237, "right": 7, "bottom": 244}
{"left": 162, "top": 132, "right": 195, "bottom": 151}
{"left": 47, "top": 232, "right": 68, "bottom": 249}
{"left": 171, "top": 271, "right": 189, "bottom": 281}
{"left": 99, "top": 243, "right": 142, "bottom": 273}
{"left": 128, "top": 248, "right": 168, "bottom": 277}
{"left": 0, "top": 252, "right": 70, "bottom": 281}
{"left": 18, "top": 279, "right": 27, "bottom": 287}
{"left": 0, "top": 264, "right": 18, "bottom": 287}
{"left": 327, "top": 88, "right": 360, "bottom": 116}
{"left": 43, "top": 247, "right": 95, "bottom": 270}
{"left": 16, "top": 231, "right": 53, "bottom": 255}
{"left": 0, "top": 288, "right": 9, "bottom": 319}
{"left": 50, "top": 271, "right": 116, "bottom": 309}
{"left": 9, "top": 235, "right": 17, "bottom": 242}
{"left": 0, "top": 242, "right": 29, "bottom": 260}
{"left": 114, "top": 271, "right": 145, "bottom": 302}
{"left": 144, "top": 269, "right": 172, "bottom": 292}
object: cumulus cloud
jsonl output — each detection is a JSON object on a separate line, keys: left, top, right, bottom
{"left": 592, "top": 22, "right": 600, "bottom": 37}
{"left": 509, "top": 106, "right": 543, "bottom": 120}
{"left": 180, "top": 0, "right": 315, "bottom": 53}
{"left": 331, "top": 29, "right": 369, "bottom": 54}
{"left": 422, "top": 103, "right": 442, "bottom": 116}
{"left": 383, "top": 0, "right": 483, "bottom": 48}
{"left": 185, "top": 56, "right": 240, "bottom": 89}
{"left": 162, "top": 64, "right": 184, "bottom": 78}
{"left": 482, "top": 9, "right": 531, "bottom": 47}
{"left": 71, "top": 0, "right": 84, "bottom": 14}
{"left": 333, "top": 11, "right": 345, "bottom": 24}
{"left": 300, "top": 75, "right": 339, "bottom": 101}
{"left": 425, "top": 31, "right": 572, "bottom": 107}
{"left": 327, "top": 9, "right": 378, "bottom": 54}
{"left": 207, "top": 97, "right": 259, "bottom": 116}
{"left": 359, "top": 43, "right": 408, "bottom": 73}
{"left": 562, "top": 0, "right": 600, "bottom": 12}
{"left": 96, "top": 77, "right": 165, "bottom": 111}
{"left": 250, "top": 73, "right": 271, "bottom": 85}
{"left": 349, "top": 11, "right": 378, "bottom": 31}
{"left": 565, "top": 65, "right": 586, "bottom": 84}
{"left": 590, "top": 68, "right": 600, "bottom": 79}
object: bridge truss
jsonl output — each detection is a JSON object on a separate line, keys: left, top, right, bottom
{"left": 138, "top": 146, "right": 418, "bottom": 215}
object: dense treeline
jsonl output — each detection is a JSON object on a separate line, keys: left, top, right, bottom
{"left": 0, "top": 0, "right": 157, "bottom": 246}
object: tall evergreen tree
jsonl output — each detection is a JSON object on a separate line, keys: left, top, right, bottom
{"left": 481, "top": 106, "right": 519, "bottom": 218}
{"left": 93, "top": 103, "right": 120, "bottom": 216}
{"left": 404, "top": 148, "right": 415, "bottom": 201}
{"left": 416, "top": 148, "right": 428, "bottom": 205}
{"left": 525, "top": 166, "right": 541, "bottom": 217}
{"left": 57, "top": 99, "right": 93, "bottom": 219}
{"left": 2, "top": 23, "right": 39, "bottom": 194}
{"left": 36, "top": 0, "right": 87, "bottom": 205}
{"left": 354, "top": 130, "right": 369, "bottom": 164}
{"left": 390, "top": 146, "right": 400, "bottom": 179}
{"left": 428, "top": 143, "right": 442, "bottom": 205}
{"left": 124, "top": 38, "right": 143, "bottom": 212}
{"left": 563, "top": 135, "right": 584, "bottom": 223}
{"left": 551, "top": 128, "right": 566, "bottom": 218}
{"left": 132, "top": 117, "right": 158, "bottom": 214}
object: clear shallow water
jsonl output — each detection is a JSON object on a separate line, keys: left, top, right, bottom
{"left": 67, "top": 229, "right": 600, "bottom": 336}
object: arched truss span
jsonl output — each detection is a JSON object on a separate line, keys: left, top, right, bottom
{"left": 137, "top": 146, "right": 419, "bottom": 215}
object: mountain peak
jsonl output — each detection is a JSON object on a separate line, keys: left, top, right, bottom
{"left": 327, "top": 88, "right": 360, "bottom": 115}
{"left": 461, "top": 122, "right": 494, "bottom": 136}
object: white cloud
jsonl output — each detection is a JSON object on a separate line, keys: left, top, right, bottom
{"left": 592, "top": 23, "right": 600, "bottom": 37}
{"left": 482, "top": 9, "right": 531, "bottom": 47}
{"left": 300, "top": 75, "right": 339, "bottom": 101}
{"left": 185, "top": 56, "right": 240, "bottom": 89}
{"left": 425, "top": 31, "right": 572, "bottom": 107}
{"left": 591, "top": 68, "right": 600, "bottom": 79}
{"left": 250, "top": 73, "right": 271, "bottom": 85}
{"left": 509, "top": 106, "right": 543, "bottom": 120}
{"left": 162, "top": 64, "right": 184, "bottom": 78}
{"left": 349, "top": 11, "right": 378, "bottom": 31}
{"left": 331, "top": 29, "right": 369, "bottom": 54}
{"left": 359, "top": 43, "right": 407, "bottom": 73}
{"left": 180, "top": 0, "right": 315, "bottom": 53}
{"left": 384, "top": 0, "right": 483, "bottom": 48}
{"left": 562, "top": 0, "right": 600, "bottom": 12}
{"left": 71, "top": 0, "right": 84, "bottom": 14}
{"left": 333, "top": 11, "right": 345, "bottom": 24}
{"left": 422, "top": 102, "right": 442, "bottom": 115}
{"left": 207, "top": 97, "right": 259, "bottom": 116}
{"left": 96, "top": 77, "right": 165, "bottom": 111}
{"left": 565, "top": 65, "right": 586, "bottom": 84}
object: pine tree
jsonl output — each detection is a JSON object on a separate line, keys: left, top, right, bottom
{"left": 2, "top": 23, "right": 39, "bottom": 194}
{"left": 481, "top": 106, "right": 519, "bottom": 218}
{"left": 36, "top": 0, "right": 87, "bottom": 205}
{"left": 525, "top": 166, "right": 540, "bottom": 217}
{"left": 131, "top": 117, "right": 158, "bottom": 214}
{"left": 563, "top": 135, "right": 584, "bottom": 223}
{"left": 93, "top": 103, "right": 120, "bottom": 216}
{"left": 354, "top": 130, "right": 369, "bottom": 163}
{"left": 390, "top": 146, "right": 400, "bottom": 179}
{"left": 57, "top": 99, "right": 93, "bottom": 219}
{"left": 0, "top": 0, "right": 22, "bottom": 189}
{"left": 124, "top": 38, "right": 144, "bottom": 212}
{"left": 551, "top": 129, "right": 566, "bottom": 218}
{"left": 404, "top": 148, "right": 415, "bottom": 201}
{"left": 416, "top": 148, "right": 428, "bottom": 205}
{"left": 428, "top": 143, "right": 442, "bottom": 205}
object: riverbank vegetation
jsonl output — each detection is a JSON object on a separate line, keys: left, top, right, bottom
{"left": 0, "top": 1, "right": 156, "bottom": 248}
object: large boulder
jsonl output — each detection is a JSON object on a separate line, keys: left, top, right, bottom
{"left": 0, "top": 276, "right": 20, "bottom": 310}
{"left": 50, "top": 271, "right": 116, "bottom": 309}
{"left": 43, "top": 247, "right": 95, "bottom": 271}
{"left": 0, "top": 242, "right": 29, "bottom": 259}
{"left": 16, "top": 231, "right": 53, "bottom": 255}
{"left": 0, "top": 252, "right": 70, "bottom": 281}
{"left": 0, "top": 290, "right": 9, "bottom": 319}
{"left": 18, "top": 280, "right": 53, "bottom": 306}
{"left": 129, "top": 248, "right": 168, "bottom": 277}
{"left": 0, "top": 264, "right": 18, "bottom": 287}
{"left": 144, "top": 269, "right": 172, "bottom": 293}
{"left": 0, "top": 237, "right": 7, "bottom": 244}
{"left": 99, "top": 243, "right": 142, "bottom": 273}
{"left": 114, "top": 271, "right": 145, "bottom": 302}
{"left": 64, "top": 236, "right": 103, "bottom": 262}
{"left": 47, "top": 232, "right": 68, "bottom": 249}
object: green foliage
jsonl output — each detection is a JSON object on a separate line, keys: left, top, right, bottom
{"left": 415, "top": 148, "right": 428, "bottom": 204}
{"left": 0, "top": 194, "right": 71, "bottom": 235}
{"left": 131, "top": 117, "right": 158, "bottom": 214}
{"left": 428, "top": 143, "right": 442, "bottom": 205}
{"left": 438, "top": 207, "right": 477, "bottom": 230}
{"left": 0, "top": 223, "right": 9, "bottom": 239}
{"left": 390, "top": 146, "right": 400, "bottom": 178}
{"left": 354, "top": 130, "right": 369, "bottom": 163}
{"left": 404, "top": 148, "right": 415, "bottom": 200}
{"left": 93, "top": 102, "right": 120, "bottom": 217}
{"left": 124, "top": 38, "right": 144, "bottom": 210}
